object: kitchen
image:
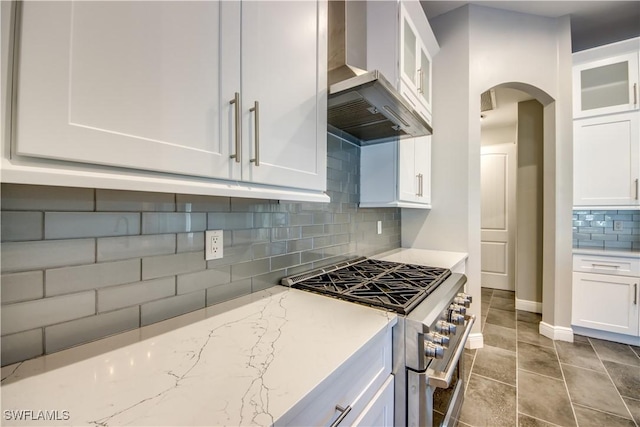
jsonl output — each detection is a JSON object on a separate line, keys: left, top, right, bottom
{"left": 1, "top": 0, "right": 639, "bottom": 426}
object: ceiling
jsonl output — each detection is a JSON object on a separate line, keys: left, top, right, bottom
{"left": 420, "top": 1, "right": 640, "bottom": 52}
{"left": 420, "top": 1, "right": 640, "bottom": 130}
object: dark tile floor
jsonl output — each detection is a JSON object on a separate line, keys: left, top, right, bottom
{"left": 458, "top": 288, "right": 640, "bottom": 427}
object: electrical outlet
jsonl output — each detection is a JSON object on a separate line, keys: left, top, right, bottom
{"left": 377, "top": 220, "right": 382, "bottom": 235}
{"left": 613, "top": 221, "right": 623, "bottom": 231}
{"left": 205, "top": 230, "right": 223, "bottom": 260}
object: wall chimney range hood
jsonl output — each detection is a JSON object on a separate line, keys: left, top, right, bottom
{"left": 327, "top": 0, "right": 432, "bottom": 145}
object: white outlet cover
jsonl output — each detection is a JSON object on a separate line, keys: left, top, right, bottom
{"left": 205, "top": 230, "right": 224, "bottom": 260}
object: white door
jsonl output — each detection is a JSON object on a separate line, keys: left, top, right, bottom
{"left": 573, "top": 111, "right": 640, "bottom": 206}
{"left": 15, "top": 1, "right": 237, "bottom": 179}
{"left": 241, "top": 1, "right": 325, "bottom": 191}
{"left": 481, "top": 143, "right": 517, "bottom": 290}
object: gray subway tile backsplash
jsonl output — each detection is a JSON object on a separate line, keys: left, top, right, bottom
{"left": 0, "top": 133, "right": 401, "bottom": 365}
{"left": 45, "top": 212, "right": 141, "bottom": 239}
{"left": 1, "top": 211, "right": 43, "bottom": 242}
{"left": 45, "top": 306, "right": 139, "bottom": 354}
{"left": 573, "top": 209, "right": 640, "bottom": 251}
{"left": 1, "top": 291, "right": 96, "bottom": 335}
{"left": 46, "top": 259, "right": 141, "bottom": 296}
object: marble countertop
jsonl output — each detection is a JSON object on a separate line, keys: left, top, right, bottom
{"left": 1, "top": 286, "right": 396, "bottom": 426}
{"left": 372, "top": 248, "right": 468, "bottom": 271}
{"left": 572, "top": 248, "right": 640, "bottom": 258}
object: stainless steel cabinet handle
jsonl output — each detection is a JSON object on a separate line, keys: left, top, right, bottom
{"left": 330, "top": 404, "right": 352, "bottom": 427}
{"left": 634, "top": 83, "right": 638, "bottom": 106}
{"left": 416, "top": 174, "right": 421, "bottom": 196}
{"left": 591, "top": 263, "right": 620, "bottom": 269}
{"left": 249, "top": 101, "right": 260, "bottom": 166}
{"left": 417, "top": 68, "right": 422, "bottom": 93}
{"left": 634, "top": 283, "right": 638, "bottom": 305}
{"left": 635, "top": 178, "right": 639, "bottom": 200}
{"left": 229, "top": 92, "right": 241, "bottom": 163}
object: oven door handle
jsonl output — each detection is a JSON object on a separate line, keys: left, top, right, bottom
{"left": 428, "top": 314, "right": 476, "bottom": 389}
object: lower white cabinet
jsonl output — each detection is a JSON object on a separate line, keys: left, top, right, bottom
{"left": 360, "top": 136, "right": 431, "bottom": 208}
{"left": 572, "top": 253, "right": 640, "bottom": 337}
{"left": 276, "top": 326, "right": 394, "bottom": 427}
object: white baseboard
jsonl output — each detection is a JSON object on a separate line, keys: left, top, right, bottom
{"left": 571, "top": 326, "right": 640, "bottom": 346}
{"left": 465, "top": 332, "right": 484, "bottom": 349}
{"left": 539, "top": 321, "right": 574, "bottom": 343}
{"left": 515, "top": 298, "right": 542, "bottom": 313}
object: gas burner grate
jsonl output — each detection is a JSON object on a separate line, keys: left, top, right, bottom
{"left": 284, "top": 257, "right": 451, "bottom": 314}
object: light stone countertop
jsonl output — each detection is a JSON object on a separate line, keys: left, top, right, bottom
{"left": 372, "top": 248, "right": 469, "bottom": 272}
{"left": 572, "top": 247, "right": 640, "bottom": 258}
{"left": 1, "top": 286, "right": 396, "bottom": 426}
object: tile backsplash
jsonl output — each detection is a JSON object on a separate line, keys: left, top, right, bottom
{"left": 572, "top": 209, "right": 640, "bottom": 250}
{"left": 0, "top": 133, "right": 401, "bottom": 365}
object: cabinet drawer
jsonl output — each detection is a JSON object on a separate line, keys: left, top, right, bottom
{"left": 276, "top": 325, "right": 392, "bottom": 426}
{"left": 573, "top": 254, "right": 640, "bottom": 276}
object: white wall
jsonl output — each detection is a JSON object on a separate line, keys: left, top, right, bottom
{"left": 481, "top": 125, "right": 516, "bottom": 146}
{"left": 403, "top": 5, "right": 574, "bottom": 340}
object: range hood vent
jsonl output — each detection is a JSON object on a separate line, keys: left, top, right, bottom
{"left": 327, "top": 1, "right": 432, "bottom": 145}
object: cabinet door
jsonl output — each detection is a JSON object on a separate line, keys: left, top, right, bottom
{"left": 398, "top": 139, "right": 418, "bottom": 203}
{"left": 15, "top": 1, "right": 237, "bottom": 179}
{"left": 241, "top": 1, "right": 326, "bottom": 191}
{"left": 572, "top": 272, "right": 639, "bottom": 336}
{"left": 573, "top": 52, "right": 639, "bottom": 118}
{"left": 417, "top": 46, "right": 432, "bottom": 117}
{"left": 400, "top": 5, "right": 419, "bottom": 95}
{"left": 351, "top": 376, "right": 394, "bottom": 427}
{"left": 573, "top": 112, "right": 640, "bottom": 206}
{"left": 414, "top": 136, "right": 431, "bottom": 204}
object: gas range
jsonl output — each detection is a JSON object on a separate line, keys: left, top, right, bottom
{"left": 282, "top": 256, "right": 474, "bottom": 427}
{"left": 281, "top": 257, "right": 451, "bottom": 314}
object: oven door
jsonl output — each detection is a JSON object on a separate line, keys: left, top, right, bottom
{"left": 407, "top": 315, "right": 476, "bottom": 427}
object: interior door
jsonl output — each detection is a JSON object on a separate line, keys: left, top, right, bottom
{"left": 481, "top": 143, "right": 516, "bottom": 290}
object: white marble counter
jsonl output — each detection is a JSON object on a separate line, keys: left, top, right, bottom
{"left": 572, "top": 248, "right": 640, "bottom": 258}
{"left": 1, "top": 286, "right": 396, "bottom": 426}
{"left": 372, "top": 248, "right": 468, "bottom": 272}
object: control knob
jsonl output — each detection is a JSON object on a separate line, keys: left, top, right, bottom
{"left": 453, "top": 296, "right": 471, "bottom": 308}
{"left": 435, "top": 320, "right": 457, "bottom": 335}
{"left": 425, "top": 332, "right": 450, "bottom": 347}
{"left": 451, "top": 313, "right": 465, "bottom": 325}
{"left": 449, "top": 303, "right": 466, "bottom": 315}
{"left": 425, "top": 342, "right": 445, "bottom": 359}
{"left": 456, "top": 292, "right": 473, "bottom": 304}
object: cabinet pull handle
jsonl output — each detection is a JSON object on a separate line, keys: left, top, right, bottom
{"left": 591, "top": 263, "right": 620, "bottom": 269}
{"left": 330, "top": 404, "right": 352, "bottom": 427}
{"left": 417, "top": 68, "right": 422, "bottom": 93}
{"left": 635, "top": 178, "right": 639, "bottom": 200}
{"left": 416, "top": 174, "right": 421, "bottom": 196}
{"left": 419, "top": 174, "right": 424, "bottom": 197}
{"left": 634, "top": 283, "right": 638, "bottom": 305}
{"left": 634, "top": 83, "right": 638, "bottom": 106}
{"left": 249, "top": 101, "right": 260, "bottom": 166}
{"left": 229, "top": 92, "right": 241, "bottom": 163}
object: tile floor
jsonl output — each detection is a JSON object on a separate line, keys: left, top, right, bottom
{"left": 458, "top": 287, "right": 640, "bottom": 427}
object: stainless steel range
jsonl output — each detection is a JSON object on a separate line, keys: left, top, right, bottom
{"left": 282, "top": 257, "right": 475, "bottom": 427}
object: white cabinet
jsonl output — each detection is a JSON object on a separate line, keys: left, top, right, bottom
{"left": 573, "top": 111, "right": 640, "bottom": 206}
{"left": 399, "top": 2, "right": 433, "bottom": 123}
{"left": 573, "top": 38, "right": 639, "bottom": 118}
{"left": 366, "top": 0, "right": 437, "bottom": 126}
{"left": 360, "top": 136, "right": 431, "bottom": 208}
{"left": 277, "top": 326, "right": 394, "bottom": 427}
{"left": 572, "top": 253, "right": 640, "bottom": 339}
{"left": 8, "top": 1, "right": 327, "bottom": 199}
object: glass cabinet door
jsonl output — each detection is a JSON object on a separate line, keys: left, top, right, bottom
{"left": 574, "top": 52, "right": 639, "bottom": 117}
{"left": 418, "top": 48, "right": 431, "bottom": 111}
{"left": 402, "top": 17, "right": 417, "bottom": 88}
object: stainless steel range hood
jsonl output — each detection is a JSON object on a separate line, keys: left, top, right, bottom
{"left": 327, "top": 0, "right": 432, "bottom": 145}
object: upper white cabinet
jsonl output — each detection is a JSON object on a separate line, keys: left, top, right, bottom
{"left": 399, "top": 3, "right": 433, "bottom": 123}
{"left": 7, "top": 1, "right": 327, "bottom": 200}
{"left": 573, "top": 38, "right": 640, "bottom": 118}
{"left": 361, "top": 136, "right": 431, "bottom": 208}
{"left": 573, "top": 112, "right": 640, "bottom": 206}
{"left": 366, "top": 0, "right": 438, "bottom": 126}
